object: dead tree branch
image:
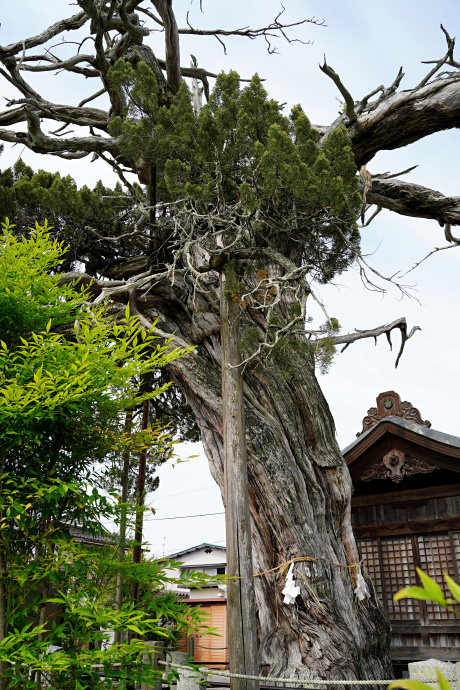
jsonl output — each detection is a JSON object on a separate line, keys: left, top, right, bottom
{"left": 0, "top": 106, "right": 119, "bottom": 157}
{"left": 18, "top": 54, "right": 99, "bottom": 77}
{"left": 180, "top": 7, "right": 323, "bottom": 54}
{"left": 331, "top": 317, "right": 420, "bottom": 368}
{"left": 319, "top": 58, "right": 357, "bottom": 122}
{"left": 0, "top": 11, "right": 89, "bottom": 59}
{"left": 366, "top": 177, "right": 460, "bottom": 226}
{"left": 417, "top": 24, "right": 457, "bottom": 87}
{"left": 152, "top": 0, "right": 182, "bottom": 93}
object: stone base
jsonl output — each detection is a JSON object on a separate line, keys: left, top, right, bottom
{"left": 408, "top": 659, "right": 459, "bottom": 690}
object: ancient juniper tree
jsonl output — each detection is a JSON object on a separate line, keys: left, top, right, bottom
{"left": 2, "top": 3, "right": 460, "bottom": 681}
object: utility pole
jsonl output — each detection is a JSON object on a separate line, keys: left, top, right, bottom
{"left": 221, "top": 264, "right": 260, "bottom": 690}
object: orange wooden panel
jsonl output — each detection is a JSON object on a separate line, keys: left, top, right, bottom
{"left": 182, "top": 603, "right": 228, "bottom": 667}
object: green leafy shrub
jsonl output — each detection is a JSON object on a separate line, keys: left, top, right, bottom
{"left": 0, "top": 219, "right": 215, "bottom": 689}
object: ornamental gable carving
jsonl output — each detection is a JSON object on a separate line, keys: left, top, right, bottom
{"left": 359, "top": 452, "right": 437, "bottom": 483}
{"left": 357, "top": 390, "right": 431, "bottom": 437}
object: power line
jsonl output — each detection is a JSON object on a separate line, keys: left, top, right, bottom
{"left": 148, "top": 511, "right": 225, "bottom": 521}
{"left": 152, "top": 484, "right": 218, "bottom": 501}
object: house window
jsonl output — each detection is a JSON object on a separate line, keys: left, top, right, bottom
{"left": 217, "top": 567, "right": 226, "bottom": 575}
{"left": 203, "top": 567, "right": 217, "bottom": 575}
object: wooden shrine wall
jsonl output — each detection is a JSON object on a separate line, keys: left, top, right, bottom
{"left": 353, "top": 491, "right": 460, "bottom": 661}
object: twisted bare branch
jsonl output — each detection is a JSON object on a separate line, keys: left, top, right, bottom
{"left": 331, "top": 317, "right": 420, "bottom": 368}
{"left": 366, "top": 177, "right": 460, "bottom": 226}
{"left": 319, "top": 58, "right": 357, "bottom": 122}
{"left": 0, "top": 11, "right": 89, "bottom": 58}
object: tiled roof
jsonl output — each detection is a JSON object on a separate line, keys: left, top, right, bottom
{"left": 67, "top": 523, "right": 113, "bottom": 545}
{"left": 164, "top": 542, "right": 226, "bottom": 560}
{"left": 342, "top": 415, "right": 460, "bottom": 457}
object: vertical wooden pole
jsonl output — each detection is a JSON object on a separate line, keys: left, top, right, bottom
{"left": 187, "top": 636, "right": 195, "bottom": 661}
{"left": 131, "top": 398, "right": 149, "bottom": 605}
{"left": 221, "top": 265, "right": 260, "bottom": 690}
{"left": 141, "top": 640, "right": 164, "bottom": 690}
{"left": 115, "top": 410, "right": 132, "bottom": 645}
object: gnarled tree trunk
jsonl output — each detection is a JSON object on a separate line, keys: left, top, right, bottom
{"left": 146, "top": 285, "right": 392, "bottom": 681}
{"left": 10, "top": 5, "right": 460, "bottom": 680}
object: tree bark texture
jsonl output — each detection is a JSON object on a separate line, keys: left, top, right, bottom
{"left": 347, "top": 76, "right": 460, "bottom": 167}
{"left": 151, "top": 0, "right": 182, "bottom": 94}
{"left": 144, "top": 285, "right": 392, "bottom": 681}
{"left": 367, "top": 177, "right": 460, "bottom": 225}
{"left": 221, "top": 269, "right": 260, "bottom": 690}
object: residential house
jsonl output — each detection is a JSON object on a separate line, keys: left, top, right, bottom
{"left": 162, "top": 543, "right": 228, "bottom": 667}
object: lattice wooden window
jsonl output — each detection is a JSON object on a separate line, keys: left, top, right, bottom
{"left": 451, "top": 531, "right": 460, "bottom": 566}
{"left": 359, "top": 532, "right": 460, "bottom": 624}
{"left": 380, "top": 536, "right": 419, "bottom": 620}
{"left": 418, "top": 533, "right": 457, "bottom": 621}
{"left": 359, "top": 539, "right": 383, "bottom": 601}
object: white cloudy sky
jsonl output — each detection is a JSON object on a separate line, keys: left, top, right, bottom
{"left": 2, "top": 1, "right": 460, "bottom": 557}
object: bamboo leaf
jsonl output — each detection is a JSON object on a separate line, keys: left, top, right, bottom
{"left": 437, "top": 669, "right": 453, "bottom": 690}
{"left": 416, "top": 568, "right": 446, "bottom": 604}
{"left": 388, "top": 681, "right": 440, "bottom": 690}
{"left": 394, "top": 586, "right": 436, "bottom": 602}
{"left": 445, "top": 574, "right": 460, "bottom": 605}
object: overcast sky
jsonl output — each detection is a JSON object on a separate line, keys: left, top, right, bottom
{"left": 2, "top": 1, "right": 460, "bottom": 557}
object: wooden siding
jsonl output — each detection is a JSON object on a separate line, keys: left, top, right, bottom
{"left": 352, "top": 495, "right": 460, "bottom": 530}
{"left": 353, "top": 486, "right": 460, "bottom": 661}
{"left": 178, "top": 602, "right": 229, "bottom": 667}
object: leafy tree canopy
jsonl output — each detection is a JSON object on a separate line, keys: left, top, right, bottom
{"left": 0, "top": 161, "right": 139, "bottom": 275}
{"left": 0, "top": 220, "right": 210, "bottom": 688}
{"left": 0, "top": 219, "right": 190, "bottom": 480}
{"left": 109, "top": 65, "right": 361, "bottom": 283}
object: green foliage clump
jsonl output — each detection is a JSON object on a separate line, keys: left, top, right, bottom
{"left": 240, "top": 327, "right": 261, "bottom": 357}
{"left": 108, "top": 63, "right": 361, "bottom": 284}
{"left": 240, "top": 316, "right": 340, "bottom": 378}
{"left": 0, "top": 159, "right": 139, "bottom": 275}
{"left": 0, "top": 221, "right": 188, "bottom": 479}
{"left": 0, "top": 219, "right": 79, "bottom": 347}
{"left": 0, "top": 220, "right": 205, "bottom": 688}
{"left": 311, "top": 318, "right": 341, "bottom": 375}
{"left": 268, "top": 335, "right": 312, "bottom": 381}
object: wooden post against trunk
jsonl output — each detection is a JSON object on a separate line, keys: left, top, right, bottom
{"left": 186, "top": 635, "right": 195, "bottom": 660}
{"left": 131, "top": 398, "right": 149, "bottom": 605}
{"left": 221, "top": 265, "right": 260, "bottom": 690}
{"left": 115, "top": 410, "right": 133, "bottom": 645}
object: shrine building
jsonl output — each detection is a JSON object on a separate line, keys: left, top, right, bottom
{"left": 343, "top": 391, "right": 460, "bottom": 668}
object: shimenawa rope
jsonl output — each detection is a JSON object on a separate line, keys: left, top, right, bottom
{"left": 158, "top": 661, "right": 393, "bottom": 686}
{"left": 254, "top": 556, "right": 361, "bottom": 579}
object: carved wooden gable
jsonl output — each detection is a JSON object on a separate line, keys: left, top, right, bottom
{"left": 357, "top": 390, "right": 431, "bottom": 437}
{"left": 355, "top": 391, "right": 436, "bottom": 483}
{"left": 360, "top": 451, "right": 437, "bottom": 483}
